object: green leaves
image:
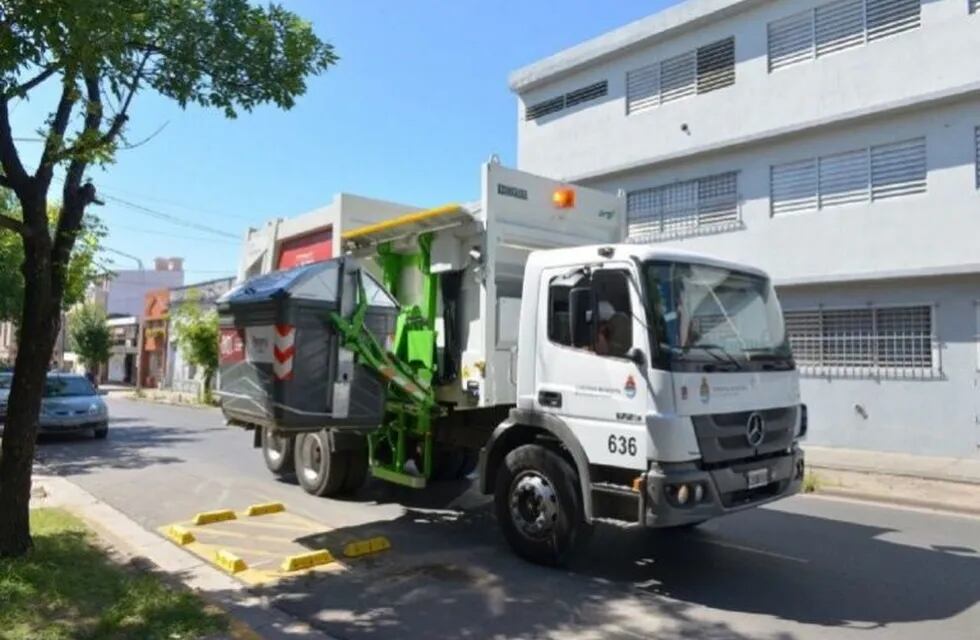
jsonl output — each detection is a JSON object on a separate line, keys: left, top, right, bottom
{"left": 0, "top": 193, "right": 108, "bottom": 323}
{"left": 172, "top": 292, "right": 220, "bottom": 400}
{"left": 67, "top": 301, "right": 110, "bottom": 371}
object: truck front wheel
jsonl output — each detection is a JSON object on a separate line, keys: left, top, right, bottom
{"left": 262, "top": 427, "right": 294, "bottom": 475}
{"left": 295, "top": 430, "right": 349, "bottom": 496}
{"left": 494, "top": 444, "right": 590, "bottom": 567}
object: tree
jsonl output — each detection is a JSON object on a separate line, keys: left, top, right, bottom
{"left": 0, "top": 1, "right": 336, "bottom": 557}
{"left": 172, "top": 292, "right": 219, "bottom": 403}
{"left": 0, "top": 191, "right": 108, "bottom": 325}
{"left": 67, "top": 302, "right": 110, "bottom": 375}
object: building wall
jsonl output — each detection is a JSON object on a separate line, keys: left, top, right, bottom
{"left": 93, "top": 268, "right": 185, "bottom": 318}
{"left": 511, "top": 0, "right": 980, "bottom": 458}
{"left": 515, "top": 0, "right": 980, "bottom": 181}
{"left": 238, "top": 193, "right": 420, "bottom": 280}
{"left": 779, "top": 275, "right": 980, "bottom": 457}
{"left": 584, "top": 99, "right": 980, "bottom": 284}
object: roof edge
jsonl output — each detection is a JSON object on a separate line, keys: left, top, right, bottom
{"left": 508, "top": 0, "right": 758, "bottom": 93}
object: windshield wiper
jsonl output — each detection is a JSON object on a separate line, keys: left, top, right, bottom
{"left": 664, "top": 343, "right": 743, "bottom": 370}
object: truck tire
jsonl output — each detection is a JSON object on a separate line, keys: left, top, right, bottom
{"left": 494, "top": 443, "right": 591, "bottom": 567}
{"left": 262, "top": 427, "right": 294, "bottom": 475}
{"left": 341, "top": 449, "right": 369, "bottom": 493}
{"left": 294, "top": 431, "right": 349, "bottom": 497}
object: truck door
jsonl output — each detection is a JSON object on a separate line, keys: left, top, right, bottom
{"left": 535, "top": 264, "right": 649, "bottom": 470}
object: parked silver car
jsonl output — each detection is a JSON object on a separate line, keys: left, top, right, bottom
{"left": 0, "top": 372, "right": 108, "bottom": 439}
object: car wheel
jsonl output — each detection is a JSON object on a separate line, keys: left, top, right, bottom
{"left": 261, "top": 427, "right": 294, "bottom": 475}
{"left": 93, "top": 425, "right": 109, "bottom": 439}
{"left": 494, "top": 443, "right": 591, "bottom": 567}
{"left": 294, "top": 430, "right": 349, "bottom": 497}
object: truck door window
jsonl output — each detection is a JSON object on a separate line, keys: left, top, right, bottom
{"left": 593, "top": 270, "right": 633, "bottom": 358}
{"left": 548, "top": 271, "right": 589, "bottom": 346}
{"left": 548, "top": 269, "right": 633, "bottom": 358}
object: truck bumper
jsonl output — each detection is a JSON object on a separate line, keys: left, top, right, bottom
{"left": 643, "top": 446, "right": 805, "bottom": 528}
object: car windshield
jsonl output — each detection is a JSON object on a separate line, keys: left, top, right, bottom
{"left": 44, "top": 376, "right": 96, "bottom": 398}
{"left": 0, "top": 373, "right": 11, "bottom": 389}
{"left": 644, "top": 261, "right": 791, "bottom": 365}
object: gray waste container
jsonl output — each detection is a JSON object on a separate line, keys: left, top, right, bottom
{"left": 216, "top": 257, "right": 397, "bottom": 433}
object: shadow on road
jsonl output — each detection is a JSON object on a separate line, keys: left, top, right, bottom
{"left": 230, "top": 487, "right": 980, "bottom": 640}
{"left": 34, "top": 419, "right": 201, "bottom": 476}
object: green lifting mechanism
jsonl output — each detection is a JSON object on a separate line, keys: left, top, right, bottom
{"left": 330, "top": 232, "right": 442, "bottom": 488}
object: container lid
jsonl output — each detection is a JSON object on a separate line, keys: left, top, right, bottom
{"left": 218, "top": 258, "right": 398, "bottom": 309}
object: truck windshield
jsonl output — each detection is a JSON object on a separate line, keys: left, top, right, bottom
{"left": 643, "top": 261, "right": 791, "bottom": 370}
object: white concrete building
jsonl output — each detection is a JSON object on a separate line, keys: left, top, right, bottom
{"left": 90, "top": 257, "right": 185, "bottom": 318}
{"left": 511, "top": 0, "right": 980, "bottom": 458}
{"left": 239, "top": 194, "right": 419, "bottom": 281}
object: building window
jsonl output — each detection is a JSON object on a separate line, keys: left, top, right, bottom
{"left": 525, "top": 80, "right": 608, "bottom": 121}
{"left": 784, "top": 305, "right": 937, "bottom": 378}
{"left": 771, "top": 137, "right": 925, "bottom": 214}
{"left": 626, "top": 171, "right": 739, "bottom": 242}
{"left": 768, "top": 0, "right": 921, "bottom": 71}
{"left": 626, "top": 37, "right": 734, "bottom": 114}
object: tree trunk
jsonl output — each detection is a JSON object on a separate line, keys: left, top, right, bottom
{"left": 0, "top": 205, "right": 58, "bottom": 558}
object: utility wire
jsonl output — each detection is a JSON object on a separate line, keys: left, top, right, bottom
{"left": 100, "top": 194, "right": 239, "bottom": 240}
{"left": 51, "top": 175, "right": 241, "bottom": 240}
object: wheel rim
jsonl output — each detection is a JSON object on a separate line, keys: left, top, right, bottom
{"left": 509, "top": 471, "right": 559, "bottom": 540}
{"left": 265, "top": 429, "right": 285, "bottom": 463}
{"left": 300, "top": 435, "right": 324, "bottom": 483}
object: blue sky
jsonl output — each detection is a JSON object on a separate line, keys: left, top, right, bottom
{"left": 11, "top": 1, "right": 675, "bottom": 282}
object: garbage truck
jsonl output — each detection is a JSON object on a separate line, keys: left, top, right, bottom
{"left": 217, "top": 159, "right": 806, "bottom": 565}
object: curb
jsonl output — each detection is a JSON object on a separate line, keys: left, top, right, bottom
{"left": 808, "top": 462, "right": 980, "bottom": 487}
{"left": 811, "top": 487, "right": 980, "bottom": 518}
{"left": 31, "top": 474, "right": 338, "bottom": 640}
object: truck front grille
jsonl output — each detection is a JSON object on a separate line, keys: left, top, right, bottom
{"left": 692, "top": 406, "right": 798, "bottom": 464}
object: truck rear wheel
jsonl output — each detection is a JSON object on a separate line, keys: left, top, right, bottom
{"left": 295, "top": 431, "right": 349, "bottom": 497}
{"left": 341, "top": 448, "right": 369, "bottom": 493}
{"left": 494, "top": 443, "right": 590, "bottom": 567}
{"left": 262, "top": 427, "right": 294, "bottom": 475}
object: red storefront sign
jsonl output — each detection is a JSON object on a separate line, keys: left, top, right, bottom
{"left": 276, "top": 227, "right": 333, "bottom": 269}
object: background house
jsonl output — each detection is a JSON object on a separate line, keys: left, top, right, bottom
{"left": 166, "top": 276, "right": 234, "bottom": 394}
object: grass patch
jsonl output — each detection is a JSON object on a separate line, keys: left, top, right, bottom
{"left": 803, "top": 470, "right": 821, "bottom": 493}
{"left": 0, "top": 508, "right": 229, "bottom": 640}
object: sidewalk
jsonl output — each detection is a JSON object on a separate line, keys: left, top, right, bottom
{"left": 31, "top": 475, "right": 336, "bottom": 640}
{"left": 805, "top": 445, "right": 980, "bottom": 516}
{"left": 806, "top": 446, "right": 980, "bottom": 485}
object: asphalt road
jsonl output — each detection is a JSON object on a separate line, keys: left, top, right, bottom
{"left": 34, "top": 398, "right": 980, "bottom": 640}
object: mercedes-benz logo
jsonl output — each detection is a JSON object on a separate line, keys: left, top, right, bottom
{"left": 746, "top": 412, "right": 765, "bottom": 447}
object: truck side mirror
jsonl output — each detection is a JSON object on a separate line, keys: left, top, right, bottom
{"left": 569, "top": 287, "right": 595, "bottom": 349}
{"left": 626, "top": 347, "right": 646, "bottom": 368}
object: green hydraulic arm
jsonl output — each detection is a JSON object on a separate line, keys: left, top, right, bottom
{"left": 329, "top": 233, "right": 442, "bottom": 488}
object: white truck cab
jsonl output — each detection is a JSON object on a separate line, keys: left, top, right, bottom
{"left": 480, "top": 243, "right": 806, "bottom": 564}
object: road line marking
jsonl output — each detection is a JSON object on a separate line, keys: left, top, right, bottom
{"left": 191, "top": 528, "right": 307, "bottom": 544}
{"left": 218, "top": 518, "right": 323, "bottom": 533}
{"left": 700, "top": 539, "right": 809, "bottom": 564}
{"left": 207, "top": 544, "right": 283, "bottom": 558}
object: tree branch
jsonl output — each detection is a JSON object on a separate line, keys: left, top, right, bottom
{"left": 0, "top": 214, "right": 26, "bottom": 235}
{"left": 55, "top": 52, "right": 151, "bottom": 162}
{"left": 5, "top": 65, "right": 60, "bottom": 99}
{"left": 0, "top": 99, "right": 29, "bottom": 190}
{"left": 36, "top": 76, "right": 78, "bottom": 185}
